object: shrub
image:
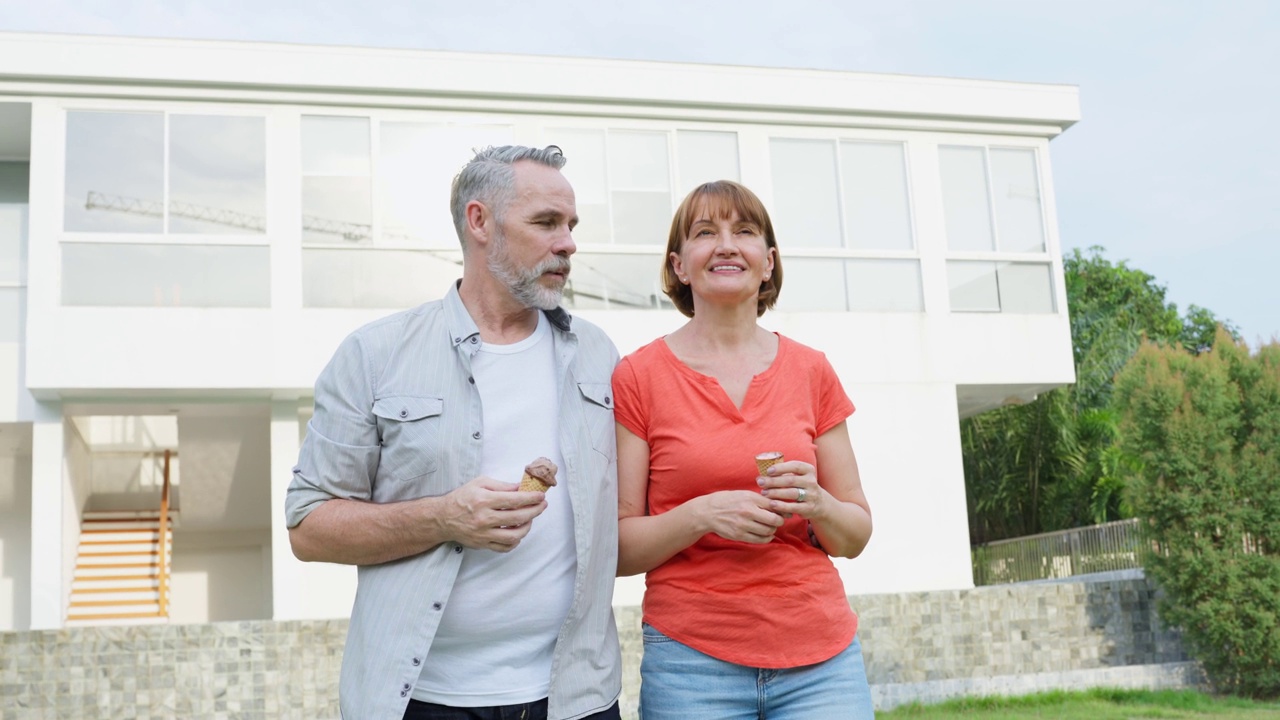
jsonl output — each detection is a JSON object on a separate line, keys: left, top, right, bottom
{"left": 1112, "top": 330, "right": 1280, "bottom": 698}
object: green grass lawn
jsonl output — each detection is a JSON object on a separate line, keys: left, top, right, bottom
{"left": 878, "top": 688, "right": 1280, "bottom": 719}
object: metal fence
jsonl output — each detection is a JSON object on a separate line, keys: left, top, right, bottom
{"left": 971, "top": 518, "right": 1144, "bottom": 586}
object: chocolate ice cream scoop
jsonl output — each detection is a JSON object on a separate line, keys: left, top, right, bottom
{"left": 520, "top": 457, "right": 558, "bottom": 493}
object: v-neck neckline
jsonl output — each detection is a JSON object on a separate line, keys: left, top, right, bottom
{"left": 657, "top": 333, "right": 786, "bottom": 419}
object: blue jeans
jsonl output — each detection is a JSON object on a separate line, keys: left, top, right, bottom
{"left": 638, "top": 624, "right": 875, "bottom": 719}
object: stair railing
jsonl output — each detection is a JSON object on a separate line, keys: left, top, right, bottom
{"left": 158, "top": 449, "right": 172, "bottom": 618}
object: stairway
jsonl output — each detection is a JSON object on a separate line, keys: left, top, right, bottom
{"left": 66, "top": 510, "right": 173, "bottom": 626}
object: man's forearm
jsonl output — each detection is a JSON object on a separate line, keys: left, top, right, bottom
{"left": 289, "top": 496, "right": 450, "bottom": 566}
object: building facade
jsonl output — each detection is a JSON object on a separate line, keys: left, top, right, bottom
{"left": 0, "top": 32, "right": 1078, "bottom": 631}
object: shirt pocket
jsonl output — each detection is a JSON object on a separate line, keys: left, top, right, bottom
{"left": 372, "top": 395, "right": 444, "bottom": 486}
{"left": 576, "top": 382, "right": 616, "bottom": 459}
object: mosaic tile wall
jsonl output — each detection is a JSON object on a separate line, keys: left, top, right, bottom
{"left": 1, "top": 574, "right": 1196, "bottom": 719}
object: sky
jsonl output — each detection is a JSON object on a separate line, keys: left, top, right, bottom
{"left": 2, "top": 0, "right": 1277, "bottom": 345}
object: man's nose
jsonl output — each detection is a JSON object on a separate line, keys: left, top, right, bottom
{"left": 557, "top": 226, "right": 577, "bottom": 256}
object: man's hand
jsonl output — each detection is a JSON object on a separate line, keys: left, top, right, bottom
{"left": 440, "top": 477, "right": 550, "bottom": 552}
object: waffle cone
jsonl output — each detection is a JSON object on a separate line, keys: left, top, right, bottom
{"left": 519, "top": 472, "right": 551, "bottom": 493}
{"left": 755, "top": 452, "right": 784, "bottom": 476}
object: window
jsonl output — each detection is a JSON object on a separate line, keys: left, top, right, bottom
{"left": 940, "top": 145, "right": 1054, "bottom": 314}
{"left": 301, "top": 116, "right": 372, "bottom": 244}
{"left": 551, "top": 127, "right": 739, "bottom": 310}
{"left": 299, "top": 116, "right": 513, "bottom": 308}
{"left": 64, "top": 111, "right": 266, "bottom": 235}
{"left": 768, "top": 138, "right": 922, "bottom": 312}
{"left": 61, "top": 109, "right": 270, "bottom": 307}
{"left": 62, "top": 243, "right": 270, "bottom": 307}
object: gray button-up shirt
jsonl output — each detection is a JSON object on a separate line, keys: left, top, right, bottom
{"left": 286, "top": 282, "right": 621, "bottom": 720}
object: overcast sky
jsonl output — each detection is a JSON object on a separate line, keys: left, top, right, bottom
{"left": 3, "top": 0, "right": 1276, "bottom": 345}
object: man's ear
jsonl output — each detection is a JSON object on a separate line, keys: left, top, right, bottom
{"left": 466, "top": 200, "right": 493, "bottom": 247}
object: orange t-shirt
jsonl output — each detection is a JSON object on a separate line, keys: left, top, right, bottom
{"left": 612, "top": 334, "right": 858, "bottom": 668}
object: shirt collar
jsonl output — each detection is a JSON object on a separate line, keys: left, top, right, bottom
{"left": 444, "top": 280, "right": 573, "bottom": 348}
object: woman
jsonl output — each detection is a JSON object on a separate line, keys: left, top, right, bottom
{"left": 612, "top": 180, "right": 875, "bottom": 719}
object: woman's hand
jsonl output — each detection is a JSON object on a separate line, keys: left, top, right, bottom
{"left": 697, "top": 490, "right": 786, "bottom": 544}
{"left": 758, "top": 460, "right": 825, "bottom": 520}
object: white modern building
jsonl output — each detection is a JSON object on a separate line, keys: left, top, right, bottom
{"left": 0, "top": 32, "right": 1078, "bottom": 631}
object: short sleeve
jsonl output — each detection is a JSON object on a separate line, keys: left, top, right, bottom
{"left": 611, "top": 356, "right": 649, "bottom": 441}
{"left": 284, "top": 332, "right": 382, "bottom": 528}
{"left": 814, "top": 353, "right": 855, "bottom": 437}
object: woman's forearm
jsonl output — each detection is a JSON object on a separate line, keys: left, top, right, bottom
{"left": 618, "top": 499, "right": 709, "bottom": 576}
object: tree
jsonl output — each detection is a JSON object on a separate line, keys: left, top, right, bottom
{"left": 1112, "top": 331, "right": 1280, "bottom": 699}
{"left": 962, "top": 247, "right": 1237, "bottom": 544}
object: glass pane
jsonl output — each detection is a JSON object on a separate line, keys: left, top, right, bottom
{"left": 64, "top": 111, "right": 164, "bottom": 233}
{"left": 0, "top": 287, "right": 20, "bottom": 343}
{"left": 611, "top": 190, "right": 670, "bottom": 246}
{"left": 0, "top": 204, "right": 25, "bottom": 285}
{"left": 998, "top": 262, "right": 1055, "bottom": 313}
{"left": 608, "top": 131, "right": 670, "bottom": 191}
{"left": 990, "top": 148, "right": 1046, "bottom": 253}
{"left": 939, "top": 146, "right": 994, "bottom": 252}
{"left": 846, "top": 259, "right": 922, "bottom": 312}
{"left": 676, "top": 130, "right": 739, "bottom": 196}
{"left": 948, "top": 260, "right": 1000, "bottom": 312}
{"left": 553, "top": 128, "right": 608, "bottom": 205}
{"left": 773, "top": 258, "right": 847, "bottom": 311}
{"left": 563, "top": 253, "right": 669, "bottom": 310}
{"left": 168, "top": 115, "right": 266, "bottom": 235}
{"left": 302, "top": 248, "right": 462, "bottom": 308}
{"left": 0, "top": 162, "right": 26, "bottom": 202}
{"left": 301, "top": 116, "right": 370, "bottom": 175}
{"left": 769, "top": 139, "right": 842, "bottom": 249}
{"left": 573, "top": 203, "right": 611, "bottom": 245}
{"left": 378, "top": 122, "right": 513, "bottom": 248}
{"left": 302, "top": 177, "right": 372, "bottom": 245}
{"left": 840, "top": 142, "right": 914, "bottom": 251}
{"left": 62, "top": 243, "right": 270, "bottom": 307}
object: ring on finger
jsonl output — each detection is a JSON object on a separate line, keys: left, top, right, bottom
{"left": 796, "top": 488, "right": 807, "bottom": 503}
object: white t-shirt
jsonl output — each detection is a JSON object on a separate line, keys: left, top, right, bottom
{"left": 414, "top": 311, "right": 576, "bottom": 706}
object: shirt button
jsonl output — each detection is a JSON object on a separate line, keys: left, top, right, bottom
{"left": 472, "top": 431, "right": 481, "bottom": 440}
{"left": 432, "top": 601, "right": 443, "bottom": 610}
{"left": 468, "top": 376, "right": 475, "bottom": 384}
{"left": 470, "top": 336, "right": 478, "bottom": 344}
{"left": 403, "top": 683, "right": 411, "bottom": 691}
{"left": 453, "top": 544, "right": 463, "bottom": 554}
{"left": 399, "top": 409, "right": 408, "bottom": 418}
{"left": 401, "top": 690, "right": 408, "bottom": 697}
{"left": 604, "top": 396, "right": 611, "bottom": 404}
{"left": 412, "top": 657, "right": 421, "bottom": 667}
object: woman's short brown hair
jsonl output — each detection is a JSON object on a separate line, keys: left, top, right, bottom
{"left": 662, "top": 180, "right": 783, "bottom": 318}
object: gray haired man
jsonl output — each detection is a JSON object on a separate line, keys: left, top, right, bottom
{"left": 286, "top": 146, "right": 622, "bottom": 720}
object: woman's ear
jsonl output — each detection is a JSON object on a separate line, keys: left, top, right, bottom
{"left": 670, "top": 251, "right": 689, "bottom": 284}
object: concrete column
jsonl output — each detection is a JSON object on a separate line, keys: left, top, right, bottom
{"left": 270, "top": 399, "right": 356, "bottom": 620}
{"left": 28, "top": 402, "right": 64, "bottom": 629}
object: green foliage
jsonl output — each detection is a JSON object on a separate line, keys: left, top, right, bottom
{"left": 963, "top": 247, "right": 1238, "bottom": 544}
{"left": 878, "top": 688, "right": 1280, "bottom": 718}
{"left": 1112, "top": 331, "right": 1280, "bottom": 699}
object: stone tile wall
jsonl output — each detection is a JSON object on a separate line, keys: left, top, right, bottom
{"left": 1, "top": 573, "right": 1198, "bottom": 719}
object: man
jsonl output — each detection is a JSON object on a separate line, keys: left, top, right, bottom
{"left": 286, "top": 145, "right": 622, "bottom": 720}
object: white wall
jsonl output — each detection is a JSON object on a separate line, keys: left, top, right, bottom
{"left": 176, "top": 410, "right": 271, "bottom": 531}
{"left": 0, "top": 427, "right": 32, "bottom": 630}
{"left": 169, "top": 529, "right": 270, "bottom": 623}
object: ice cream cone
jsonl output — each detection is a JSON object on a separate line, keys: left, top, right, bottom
{"left": 520, "top": 457, "right": 558, "bottom": 493}
{"left": 755, "top": 451, "right": 784, "bottom": 476}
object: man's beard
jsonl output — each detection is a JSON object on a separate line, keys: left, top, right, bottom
{"left": 487, "top": 230, "right": 571, "bottom": 311}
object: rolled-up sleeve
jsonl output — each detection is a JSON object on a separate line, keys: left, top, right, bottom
{"left": 285, "top": 332, "right": 382, "bottom": 528}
